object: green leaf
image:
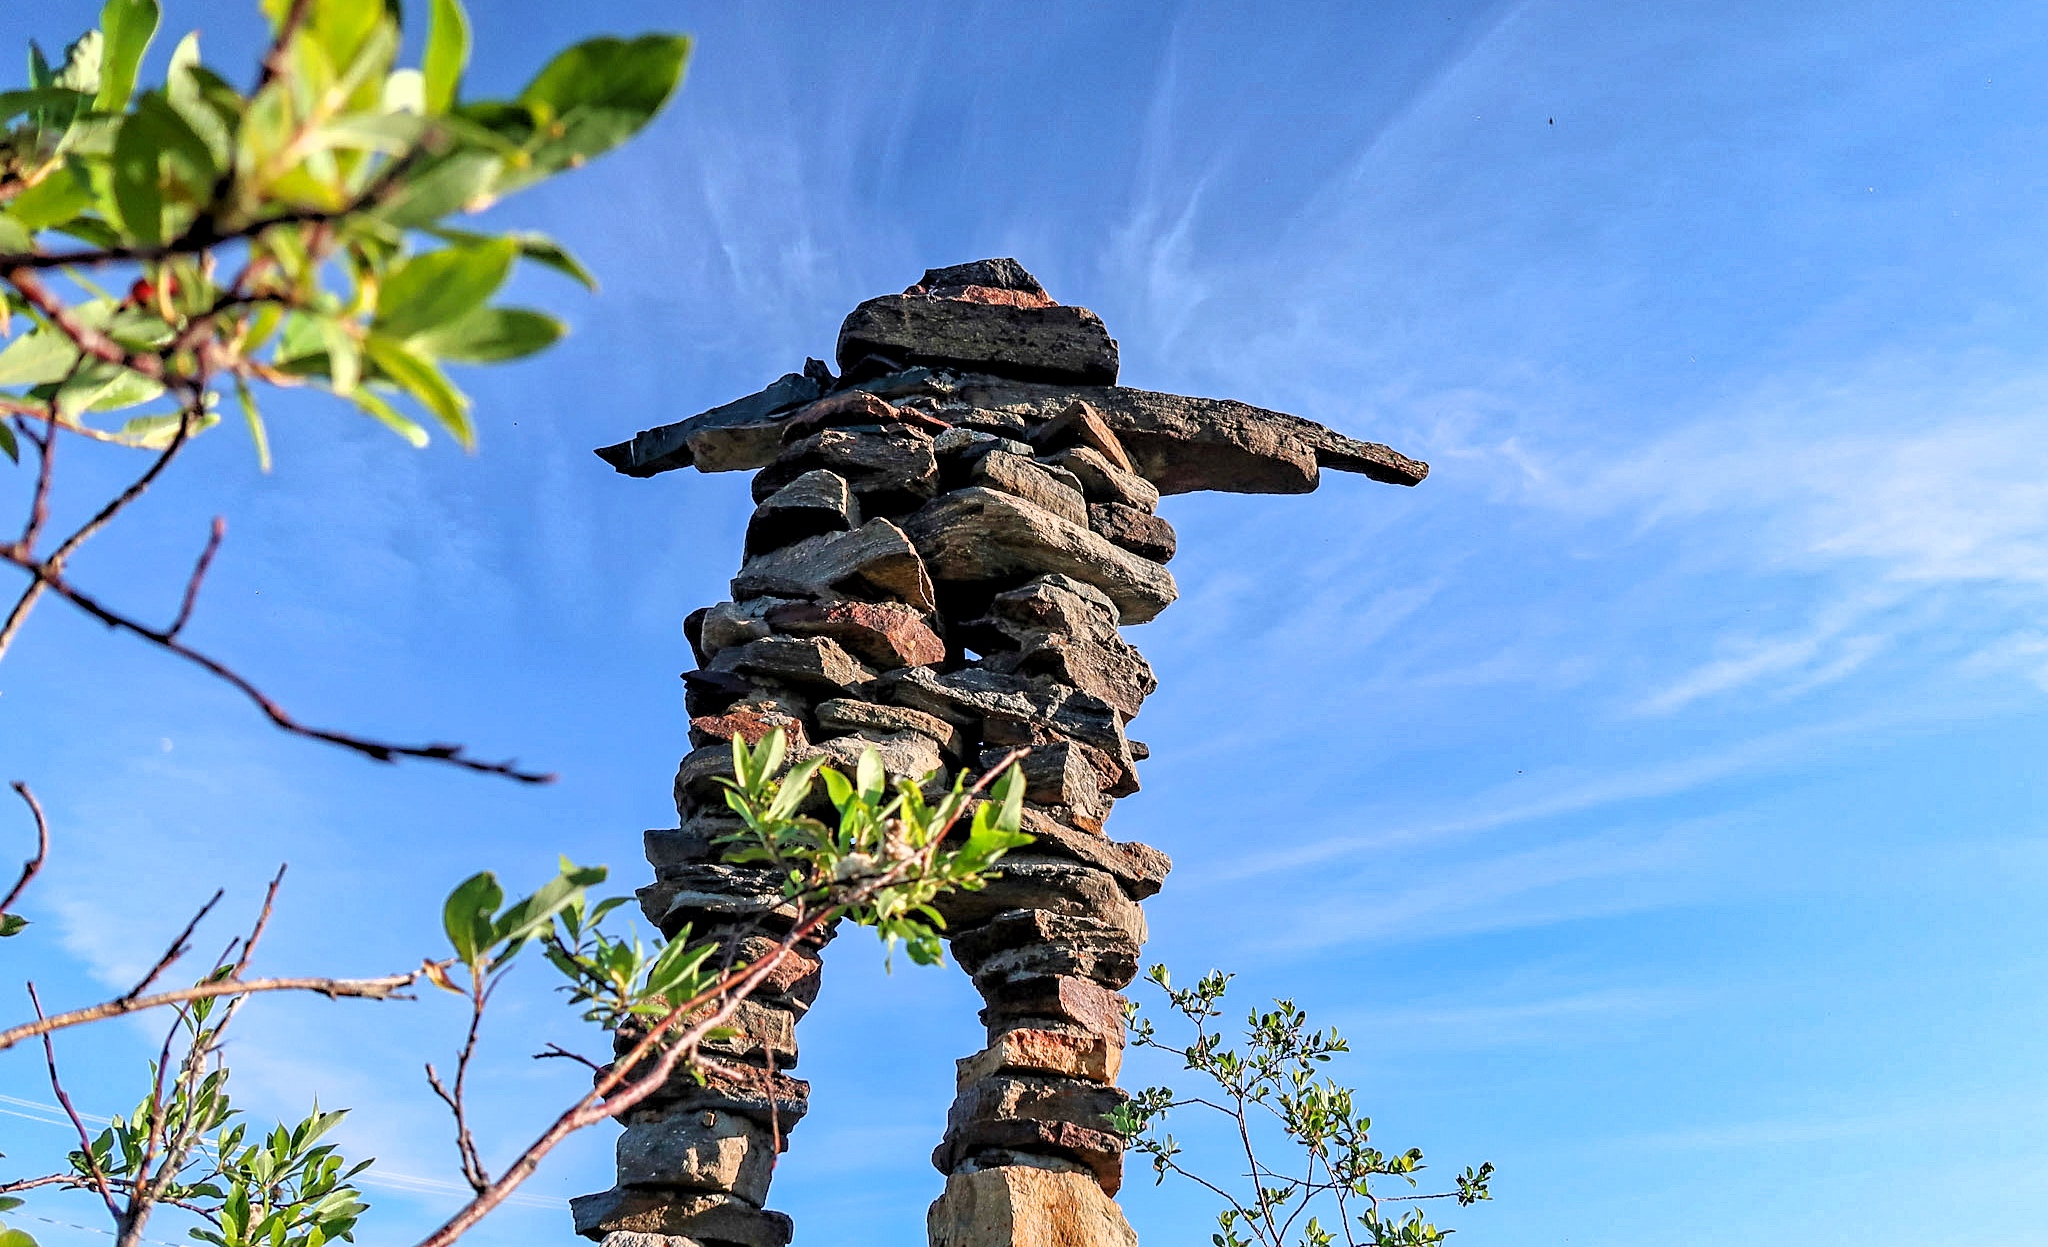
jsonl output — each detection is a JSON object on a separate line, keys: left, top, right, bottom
{"left": 0, "top": 215, "right": 29, "bottom": 253}
{"left": 492, "top": 863, "right": 606, "bottom": 949}
{"left": 94, "top": 0, "right": 161, "bottom": 112}
{"left": 0, "top": 419, "right": 17, "bottom": 464}
{"left": 362, "top": 334, "right": 472, "bottom": 448}
{"left": 0, "top": 912, "right": 28, "bottom": 936}
{"left": 423, "top": 0, "right": 469, "bottom": 114}
{"left": 7, "top": 164, "right": 95, "bottom": 231}
{"left": 410, "top": 306, "right": 562, "bottom": 363}
{"left": 233, "top": 374, "right": 270, "bottom": 473}
{"left": 992, "top": 764, "right": 1024, "bottom": 834}
{"left": 511, "top": 34, "right": 690, "bottom": 183}
{"left": 0, "top": 1224, "right": 39, "bottom": 1247}
{"left": 0, "top": 87, "right": 93, "bottom": 125}
{"left": 110, "top": 94, "right": 217, "bottom": 245}
{"left": 441, "top": 871, "right": 502, "bottom": 964}
{"left": 372, "top": 148, "right": 501, "bottom": 227}
{"left": 0, "top": 329, "right": 81, "bottom": 387}
{"left": 371, "top": 238, "right": 515, "bottom": 339}
{"left": 425, "top": 226, "right": 597, "bottom": 291}
{"left": 346, "top": 385, "right": 428, "bottom": 448}
{"left": 518, "top": 33, "right": 690, "bottom": 123}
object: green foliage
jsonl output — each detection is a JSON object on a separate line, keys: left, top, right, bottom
{"left": 65, "top": 992, "right": 372, "bottom": 1247}
{"left": 714, "top": 727, "right": 1033, "bottom": 967}
{"left": 1114, "top": 967, "right": 1493, "bottom": 1247}
{"left": 0, "top": 0, "right": 690, "bottom": 456}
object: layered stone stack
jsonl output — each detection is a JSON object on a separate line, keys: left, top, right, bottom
{"left": 579, "top": 260, "right": 1427, "bottom": 1247}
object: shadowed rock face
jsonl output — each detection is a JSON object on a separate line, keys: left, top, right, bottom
{"left": 584, "top": 262, "right": 1424, "bottom": 1247}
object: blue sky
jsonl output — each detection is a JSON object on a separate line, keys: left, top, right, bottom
{"left": 4, "top": 2, "right": 2046, "bottom": 1245}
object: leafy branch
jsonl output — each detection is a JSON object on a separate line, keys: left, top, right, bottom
{"left": 1113, "top": 967, "right": 1494, "bottom": 1247}
{"left": 0, "top": 0, "right": 688, "bottom": 778}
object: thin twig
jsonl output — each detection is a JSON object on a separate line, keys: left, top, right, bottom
{"left": 0, "top": 402, "right": 195, "bottom": 663}
{"left": 0, "top": 558, "right": 554, "bottom": 782}
{"left": 0, "top": 969, "right": 422, "bottom": 1051}
{"left": 28, "top": 982, "right": 122, "bottom": 1223}
{"left": 531, "top": 1043, "right": 602, "bottom": 1072}
{"left": 167, "top": 518, "right": 226, "bottom": 640}
{"left": 2, "top": 781, "right": 50, "bottom": 917}
{"left": 121, "top": 890, "right": 224, "bottom": 1003}
{"left": 230, "top": 865, "right": 287, "bottom": 979}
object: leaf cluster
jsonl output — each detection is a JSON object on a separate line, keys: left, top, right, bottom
{"left": 62, "top": 992, "right": 371, "bottom": 1247}
{"left": 1113, "top": 967, "right": 1494, "bottom": 1247}
{"left": 0, "top": 0, "right": 690, "bottom": 464}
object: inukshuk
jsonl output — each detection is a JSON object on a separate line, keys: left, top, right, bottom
{"left": 573, "top": 260, "right": 1427, "bottom": 1247}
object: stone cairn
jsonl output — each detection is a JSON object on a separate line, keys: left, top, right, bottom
{"left": 573, "top": 260, "right": 1427, "bottom": 1247}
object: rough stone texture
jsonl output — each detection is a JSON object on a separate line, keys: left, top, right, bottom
{"left": 761, "top": 599, "right": 945, "bottom": 669}
{"left": 1087, "top": 503, "right": 1176, "bottom": 564}
{"left": 970, "top": 451, "right": 1090, "bottom": 526}
{"left": 965, "top": 576, "right": 1156, "bottom": 721}
{"left": 1029, "top": 400, "right": 1134, "bottom": 476}
{"left": 753, "top": 427, "right": 940, "bottom": 514}
{"left": 573, "top": 1188, "right": 792, "bottom": 1247}
{"left": 708, "top": 635, "right": 876, "bottom": 693}
{"left": 904, "top": 487, "right": 1178, "bottom": 624}
{"left": 958, "top": 1026, "right": 1123, "bottom": 1088}
{"left": 838, "top": 296, "right": 1119, "bottom": 387}
{"left": 596, "top": 371, "right": 821, "bottom": 477}
{"left": 616, "top": 1114, "right": 777, "bottom": 1205}
{"left": 978, "top": 976, "right": 1130, "bottom": 1045}
{"left": 592, "top": 259, "right": 1429, "bottom": 1247}
{"left": 815, "top": 697, "right": 965, "bottom": 757}
{"left": 778, "top": 388, "right": 950, "bottom": 442}
{"left": 953, "top": 910, "right": 1140, "bottom": 991}
{"left": 813, "top": 728, "right": 947, "bottom": 786}
{"left": 934, "top": 856, "right": 1145, "bottom": 946}
{"left": 745, "top": 469, "right": 857, "bottom": 556}
{"left": 1044, "top": 446, "right": 1158, "bottom": 512}
{"left": 730, "top": 519, "right": 936, "bottom": 613}
{"left": 927, "top": 1166, "right": 1137, "bottom": 1247}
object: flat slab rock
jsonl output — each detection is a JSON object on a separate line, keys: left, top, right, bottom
{"left": 838, "top": 295, "right": 1119, "bottom": 387}
{"left": 598, "top": 375, "right": 1425, "bottom": 496}
{"left": 905, "top": 487, "right": 1177, "bottom": 624}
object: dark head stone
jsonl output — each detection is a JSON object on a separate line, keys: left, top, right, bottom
{"left": 916, "top": 258, "right": 1046, "bottom": 297}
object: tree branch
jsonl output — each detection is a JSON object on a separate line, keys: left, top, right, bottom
{"left": 121, "top": 890, "right": 224, "bottom": 1004}
{"left": 0, "top": 969, "right": 422, "bottom": 1051}
{"left": 167, "top": 517, "right": 225, "bottom": 639}
{"left": 2, "top": 781, "right": 49, "bottom": 917}
{"left": 28, "top": 982, "right": 122, "bottom": 1223}
{"left": 0, "top": 557, "right": 554, "bottom": 782}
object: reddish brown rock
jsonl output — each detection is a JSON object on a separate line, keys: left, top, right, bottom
{"left": 777, "top": 388, "right": 951, "bottom": 441}
{"left": 689, "top": 700, "right": 807, "bottom": 749}
{"left": 761, "top": 599, "right": 945, "bottom": 669}
{"left": 977, "top": 975, "right": 1129, "bottom": 1046}
{"left": 1031, "top": 400, "right": 1134, "bottom": 475}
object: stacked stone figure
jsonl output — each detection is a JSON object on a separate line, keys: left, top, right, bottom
{"left": 577, "top": 260, "right": 1427, "bottom": 1247}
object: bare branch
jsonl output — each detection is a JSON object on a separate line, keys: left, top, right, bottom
{"left": 167, "top": 517, "right": 226, "bottom": 639}
{"left": 256, "top": 0, "right": 318, "bottom": 94}
{"left": 0, "top": 969, "right": 422, "bottom": 1052}
{"left": 122, "top": 890, "right": 224, "bottom": 1003}
{"left": 0, "top": 558, "right": 554, "bottom": 782}
{"left": 28, "top": 982, "right": 122, "bottom": 1223}
{"left": 2, "top": 781, "right": 49, "bottom": 917}
{"left": 0, "top": 403, "right": 195, "bottom": 663}
{"left": 531, "top": 1042, "right": 603, "bottom": 1072}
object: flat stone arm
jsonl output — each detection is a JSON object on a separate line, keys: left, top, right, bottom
{"left": 595, "top": 372, "right": 1425, "bottom": 495}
